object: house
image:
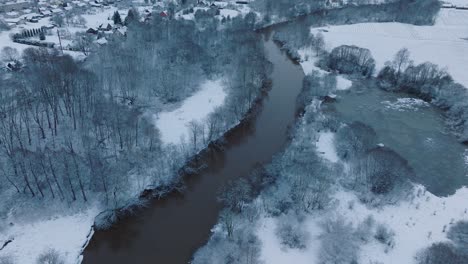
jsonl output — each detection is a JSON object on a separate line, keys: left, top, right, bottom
{"left": 99, "top": 23, "right": 112, "bottom": 31}
{"left": 159, "top": 11, "right": 167, "bottom": 17}
{"left": 40, "top": 10, "right": 52, "bottom": 16}
{"left": 95, "top": 37, "right": 107, "bottom": 45}
{"left": 86, "top": 27, "right": 98, "bottom": 34}
{"left": 51, "top": 8, "right": 62, "bottom": 14}
{"left": 4, "top": 17, "right": 22, "bottom": 26}
{"left": 113, "top": 25, "right": 126, "bottom": 36}
{"left": 0, "top": 1, "right": 33, "bottom": 13}
{"left": 89, "top": 1, "right": 101, "bottom": 7}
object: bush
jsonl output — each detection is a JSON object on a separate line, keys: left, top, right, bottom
{"left": 356, "top": 147, "right": 413, "bottom": 194}
{"left": 354, "top": 215, "right": 376, "bottom": 243}
{"left": 36, "top": 249, "right": 64, "bottom": 264}
{"left": 327, "top": 45, "right": 376, "bottom": 77}
{"left": 447, "top": 221, "right": 468, "bottom": 256}
{"left": 319, "top": 217, "right": 359, "bottom": 264}
{"left": 0, "top": 255, "right": 15, "bottom": 264}
{"left": 374, "top": 224, "right": 395, "bottom": 247}
{"left": 335, "top": 122, "right": 378, "bottom": 160}
{"left": 275, "top": 213, "right": 309, "bottom": 249}
{"left": 417, "top": 242, "right": 467, "bottom": 264}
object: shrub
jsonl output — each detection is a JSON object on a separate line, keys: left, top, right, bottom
{"left": 36, "top": 249, "right": 64, "bottom": 264}
{"left": 0, "top": 255, "right": 15, "bottom": 264}
{"left": 275, "top": 213, "right": 309, "bottom": 249}
{"left": 447, "top": 221, "right": 468, "bottom": 256}
{"left": 327, "top": 45, "right": 376, "bottom": 77}
{"left": 417, "top": 242, "right": 467, "bottom": 264}
{"left": 374, "top": 224, "right": 395, "bottom": 247}
{"left": 335, "top": 121, "right": 378, "bottom": 160}
{"left": 356, "top": 147, "right": 413, "bottom": 194}
{"left": 354, "top": 215, "right": 376, "bottom": 243}
{"left": 319, "top": 217, "right": 359, "bottom": 264}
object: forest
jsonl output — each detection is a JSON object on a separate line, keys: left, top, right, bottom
{"left": 0, "top": 9, "right": 271, "bottom": 227}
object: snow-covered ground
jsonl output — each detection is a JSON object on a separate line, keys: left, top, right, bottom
{"left": 444, "top": 0, "right": 468, "bottom": 7}
{"left": 382, "top": 98, "right": 430, "bottom": 111}
{"left": 257, "top": 185, "right": 468, "bottom": 264}
{"left": 310, "top": 8, "right": 468, "bottom": 87}
{"left": 257, "top": 122, "right": 468, "bottom": 263}
{"left": 256, "top": 17, "right": 468, "bottom": 261}
{"left": 176, "top": 3, "right": 252, "bottom": 21}
{"left": 0, "top": 205, "right": 100, "bottom": 264}
{"left": 0, "top": 6, "right": 129, "bottom": 59}
{"left": 316, "top": 132, "right": 339, "bottom": 163}
{"left": 155, "top": 79, "right": 226, "bottom": 145}
{"left": 298, "top": 49, "right": 353, "bottom": 90}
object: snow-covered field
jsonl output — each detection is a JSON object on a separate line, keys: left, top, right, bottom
{"left": 155, "top": 79, "right": 226, "bottom": 145}
{"left": 257, "top": 185, "right": 468, "bottom": 264}
{"left": 311, "top": 9, "right": 468, "bottom": 87}
{"left": 0, "top": 205, "right": 100, "bottom": 264}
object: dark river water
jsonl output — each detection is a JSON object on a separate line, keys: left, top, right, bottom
{"left": 82, "top": 19, "right": 468, "bottom": 263}
{"left": 82, "top": 32, "right": 305, "bottom": 263}
{"left": 332, "top": 84, "right": 468, "bottom": 196}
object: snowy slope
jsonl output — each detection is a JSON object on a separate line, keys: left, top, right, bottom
{"left": 311, "top": 9, "right": 468, "bottom": 87}
{"left": 155, "top": 79, "right": 226, "bottom": 145}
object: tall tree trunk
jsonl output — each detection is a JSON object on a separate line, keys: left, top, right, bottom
{"left": 40, "top": 160, "right": 55, "bottom": 199}
{"left": 72, "top": 154, "right": 87, "bottom": 202}
{"left": 63, "top": 157, "right": 76, "bottom": 201}
{"left": 19, "top": 162, "right": 35, "bottom": 197}
{"left": 29, "top": 163, "right": 44, "bottom": 198}
{"left": 48, "top": 156, "right": 65, "bottom": 200}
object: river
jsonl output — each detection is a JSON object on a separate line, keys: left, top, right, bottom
{"left": 83, "top": 17, "right": 468, "bottom": 263}
{"left": 82, "top": 31, "right": 306, "bottom": 263}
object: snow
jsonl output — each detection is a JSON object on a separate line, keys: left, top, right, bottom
{"left": 382, "top": 98, "right": 430, "bottom": 111}
{"left": 219, "top": 9, "right": 240, "bottom": 18}
{"left": 256, "top": 101, "right": 468, "bottom": 263}
{"left": 257, "top": 217, "right": 320, "bottom": 264}
{"left": 310, "top": 9, "right": 468, "bottom": 87}
{"left": 298, "top": 48, "right": 352, "bottom": 91}
{"left": 0, "top": 206, "right": 100, "bottom": 264}
{"left": 257, "top": 185, "right": 468, "bottom": 264}
{"left": 155, "top": 79, "right": 226, "bottom": 145}
{"left": 444, "top": 0, "right": 468, "bottom": 7}
{"left": 336, "top": 76, "right": 352, "bottom": 90}
{"left": 341, "top": 187, "right": 468, "bottom": 263}
{"left": 316, "top": 132, "right": 339, "bottom": 163}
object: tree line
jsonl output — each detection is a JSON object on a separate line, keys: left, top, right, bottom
{"left": 0, "top": 9, "right": 271, "bottom": 221}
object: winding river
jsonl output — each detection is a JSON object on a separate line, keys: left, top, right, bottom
{"left": 82, "top": 31, "right": 306, "bottom": 263}
{"left": 83, "top": 16, "right": 468, "bottom": 263}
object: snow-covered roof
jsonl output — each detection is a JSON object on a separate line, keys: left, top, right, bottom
{"left": 95, "top": 37, "right": 107, "bottom": 45}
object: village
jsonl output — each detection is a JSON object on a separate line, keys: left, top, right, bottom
{"left": 0, "top": 0, "right": 252, "bottom": 70}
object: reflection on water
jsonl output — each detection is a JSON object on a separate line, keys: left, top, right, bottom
{"left": 332, "top": 84, "right": 467, "bottom": 196}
